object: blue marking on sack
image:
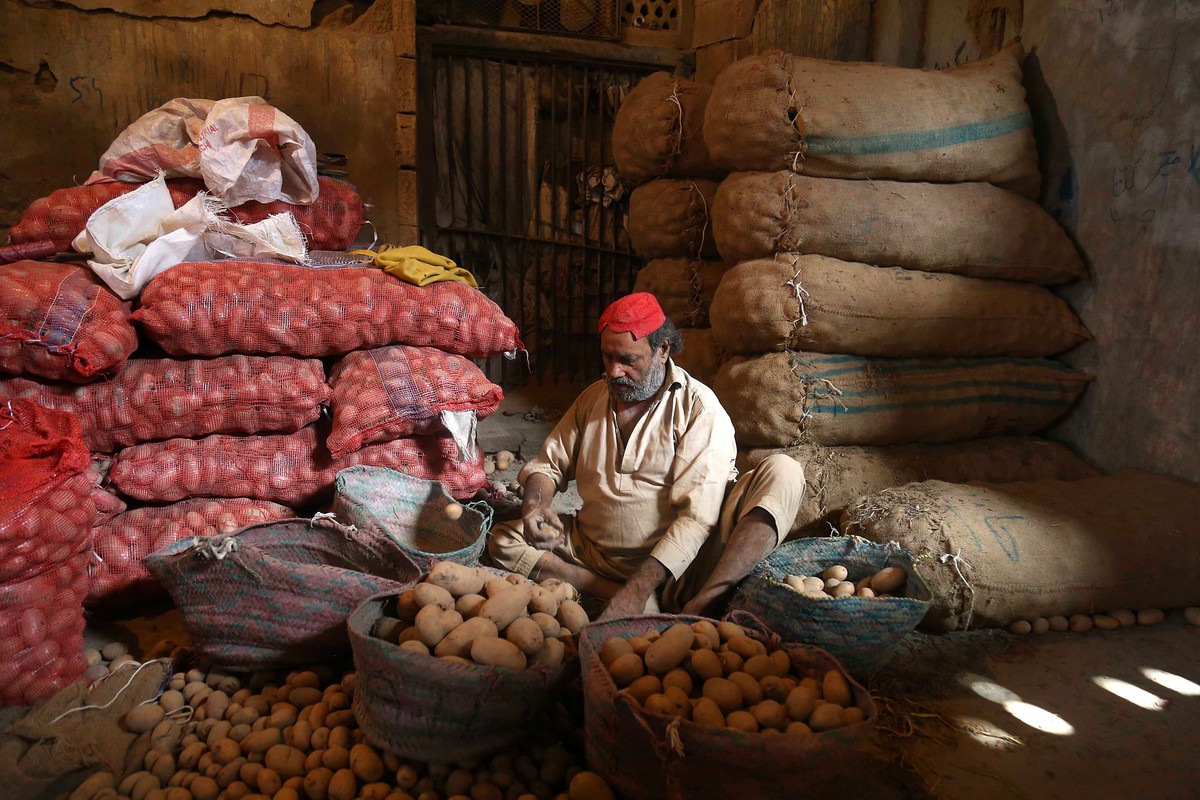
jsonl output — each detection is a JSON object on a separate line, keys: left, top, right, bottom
{"left": 812, "top": 394, "right": 1074, "bottom": 415}
{"left": 803, "top": 111, "right": 1032, "bottom": 155}
{"left": 983, "top": 515, "right": 1024, "bottom": 563}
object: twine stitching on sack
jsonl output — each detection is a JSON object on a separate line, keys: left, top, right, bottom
{"left": 310, "top": 511, "right": 357, "bottom": 533}
{"left": 775, "top": 173, "right": 801, "bottom": 253}
{"left": 684, "top": 257, "right": 704, "bottom": 325}
{"left": 685, "top": 181, "right": 710, "bottom": 261}
{"left": 664, "top": 80, "right": 685, "bottom": 174}
{"left": 939, "top": 549, "right": 976, "bottom": 629}
{"left": 46, "top": 659, "right": 163, "bottom": 725}
{"left": 199, "top": 536, "right": 239, "bottom": 561}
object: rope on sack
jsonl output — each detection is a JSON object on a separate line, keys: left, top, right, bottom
{"left": 311, "top": 511, "right": 357, "bottom": 534}
{"left": 46, "top": 659, "right": 166, "bottom": 725}
{"left": 198, "top": 536, "right": 239, "bottom": 561}
{"left": 939, "top": 548, "right": 976, "bottom": 630}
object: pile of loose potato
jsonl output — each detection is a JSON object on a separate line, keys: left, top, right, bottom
{"left": 371, "top": 562, "right": 590, "bottom": 671}
{"left": 602, "top": 620, "right": 867, "bottom": 734}
{"left": 1007, "top": 608, "right": 1168, "bottom": 634}
{"left": 782, "top": 564, "right": 908, "bottom": 600}
{"left": 72, "top": 660, "right": 615, "bottom": 800}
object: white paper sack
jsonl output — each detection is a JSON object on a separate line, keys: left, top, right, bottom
{"left": 73, "top": 175, "right": 307, "bottom": 300}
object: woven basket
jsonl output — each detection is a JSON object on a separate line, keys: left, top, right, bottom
{"left": 580, "top": 613, "right": 876, "bottom": 800}
{"left": 348, "top": 589, "right": 573, "bottom": 762}
{"left": 144, "top": 514, "right": 416, "bottom": 669}
{"left": 730, "top": 536, "right": 932, "bottom": 677}
{"left": 330, "top": 466, "right": 490, "bottom": 577}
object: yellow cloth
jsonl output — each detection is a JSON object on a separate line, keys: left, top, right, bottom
{"left": 350, "top": 245, "right": 478, "bottom": 288}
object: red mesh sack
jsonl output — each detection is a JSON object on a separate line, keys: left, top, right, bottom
{"left": 0, "top": 555, "right": 89, "bottom": 706}
{"left": 328, "top": 345, "right": 503, "bottom": 458}
{"left": 133, "top": 262, "right": 522, "bottom": 359}
{"left": 0, "top": 261, "right": 138, "bottom": 382}
{"left": 87, "top": 497, "right": 294, "bottom": 607}
{"left": 7, "top": 176, "right": 365, "bottom": 254}
{"left": 0, "top": 400, "right": 100, "bottom": 584}
{"left": 0, "top": 355, "right": 329, "bottom": 453}
{"left": 108, "top": 426, "right": 486, "bottom": 507}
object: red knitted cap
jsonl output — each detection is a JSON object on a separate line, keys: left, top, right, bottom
{"left": 597, "top": 292, "right": 666, "bottom": 340}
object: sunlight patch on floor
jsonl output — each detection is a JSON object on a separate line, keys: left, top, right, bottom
{"left": 1094, "top": 676, "right": 1169, "bottom": 710}
{"left": 1141, "top": 667, "right": 1200, "bottom": 697}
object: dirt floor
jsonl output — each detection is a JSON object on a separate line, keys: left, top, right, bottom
{"left": 8, "top": 385, "right": 1198, "bottom": 799}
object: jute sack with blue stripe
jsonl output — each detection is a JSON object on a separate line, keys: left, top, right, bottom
{"left": 330, "top": 465, "right": 491, "bottom": 577}
{"left": 144, "top": 514, "right": 417, "bottom": 669}
{"left": 711, "top": 172, "right": 1085, "bottom": 284}
{"left": 729, "top": 536, "right": 932, "bottom": 677}
{"left": 704, "top": 45, "right": 1039, "bottom": 197}
{"left": 736, "top": 437, "right": 1099, "bottom": 537}
{"left": 348, "top": 587, "right": 573, "bottom": 762}
{"left": 579, "top": 612, "right": 876, "bottom": 800}
{"left": 612, "top": 72, "right": 724, "bottom": 184}
{"left": 712, "top": 351, "right": 1091, "bottom": 448}
{"left": 841, "top": 473, "right": 1200, "bottom": 631}
{"left": 709, "top": 255, "right": 1090, "bottom": 358}
{"left": 627, "top": 179, "right": 720, "bottom": 260}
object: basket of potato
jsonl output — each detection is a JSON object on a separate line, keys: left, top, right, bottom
{"left": 579, "top": 612, "right": 877, "bottom": 800}
{"left": 729, "top": 535, "right": 932, "bottom": 677}
{"left": 348, "top": 560, "right": 590, "bottom": 762}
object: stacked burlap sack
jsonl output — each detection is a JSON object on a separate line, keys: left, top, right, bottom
{"left": 0, "top": 256, "right": 519, "bottom": 610}
{"left": 697, "top": 46, "right": 1097, "bottom": 535}
{"left": 614, "top": 72, "right": 728, "bottom": 385}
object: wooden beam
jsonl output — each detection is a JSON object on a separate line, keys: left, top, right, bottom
{"left": 421, "top": 23, "right": 687, "bottom": 70}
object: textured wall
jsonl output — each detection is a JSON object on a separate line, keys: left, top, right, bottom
{"left": 0, "top": 0, "right": 417, "bottom": 244}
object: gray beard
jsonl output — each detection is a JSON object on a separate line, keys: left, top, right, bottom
{"left": 608, "top": 357, "right": 666, "bottom": 403}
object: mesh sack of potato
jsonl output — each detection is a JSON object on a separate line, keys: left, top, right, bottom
{"left": 580, "top": 612, "right": 876, "bottom": 800}
{"left": 144, "top": 514, "right": 417, "bottom": 669}
{"left": 7, "top": 176, "right": 365, "bottom": 254}
{"left": 327, "top": 345, "right": 503, "bottom": 458}
{"left": 0, "top": 261, "right": 139, "bottom": 383}
{"left": 132, "top": 261, "right": 522, "bottom": 359}
{"left": 348, "top": 563, "right": 588, "bottom": 762}
{"left": 729, "top": 536, "right": 932, "bottom": 677}
{"left": 108, "top": 426, "right": 487, "bottom": 506}
{"left": 86, "top": 498, "right": 294, "bottom": 608}
{"left": 330, "top": 466, "right": 491, "bottom": 577}
{"left": 0, "top": 355, "right": 329, "bottom": 453}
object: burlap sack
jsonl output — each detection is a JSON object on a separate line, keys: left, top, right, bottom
{"left": 612, "top": 72, "right": 724, "bottom": 184}
{"left": 627, "top": 179, "right": 720, "bottom": 259}
{"left": 673, "top": 328, "right": 724, "bottom": 386}
{"left": 709, "top": 255, "right": 1090, "bottom": 358}
{"left": 705, "top": 46, "right": 1039, "bottom": 197}
{"left": 632, "top": 258, "right": 729, "bottom": 327}
{"left": 840, "top": 472, "right": 1200, "bottom": 631}
{"left": 712, "top": 351, "right": 1091, "bottom": 448}
{"left": 737, "top": 437, "right": 1098, "bottom": 536}
{"left": 712, "top": 172, "right": 1084, "bottom": 284}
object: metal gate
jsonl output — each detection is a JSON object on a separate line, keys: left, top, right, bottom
{"left": 418, "top": 41, "right": 658, "bottom": 387}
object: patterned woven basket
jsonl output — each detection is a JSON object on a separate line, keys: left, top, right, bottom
{"left": 330, "top": 466, "right": 491, "bottom": 577}
{"left": 729, "top": 536, "right": 932, "bottom": 677}
{"left": 144, "top": 514, "right": 417, "bottom": 669}
{"left": 348, "top": 589, "right": 573, "bottom": 762}
{"left": 580, "top": 612, "right": 877, "bottom": 800}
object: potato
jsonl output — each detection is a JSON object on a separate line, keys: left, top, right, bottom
{"left": 784, "top": 574, "right": 806, "bottom": 592}
{"left": 1137, "top": 608, "right": 1165, "bottom": 625}
{"left": 1111, "top": 609, "right": 1136, "bottom": 627}
{"left": 125, "top": 704, "right": 166, "bottom": 733}
{"left": 240, "top": 728, "right": 284, "bottom": 754}
{"left": 830, "top": 581, "right": 855, "bottom": 599}
{"left": 701, "top": 678, "right": 742, "bottom": 715}
{"left": 599, "top": 637, "right": 634, "bottom": 668}
{"left": 759, "top": 676, "right": 792, "bottom": 704}
{"left": 415, "top": 605, "right": 463, "bottom": 648}
{"left": 751, "top": 699, "right": 788, "bottom": 731}
{"left": 844, "top": 706, "right": 866, "bottom": 725}
{"left": 1093, "top": 614, "right": 1120, "bottom": 630}
{"left": 870, "top": 567, "right": 907, "bottom": 595}
{"left": 1185, "top": 607, "right": 1200, "bottom": 626}
{"left": 690, "top": 620, "right": 720, "bottom": 648}
{"left": 855, "top": 587, "right": 876, "bottom": 599}
{"left": 726, "top": 636, "right": 765, "bottom": 660}
{"left": 716, "top": 650, "right": 743, "bottom": 675}
{"left": 529, "top": 612, "right": 562, "bottom": 639}
{"left": 821, "top": 565, "right": 849, "bottom": 582}
{"left": 689, "top": 648, "right": 723, "bottom": 681}
{"left": 822, "top": 670, "right": 853, "bottom": 707}
{"left": 627, "top": 636, "right": 653, "bottom": 657}
{"left": 568, "top": 770, "right": 615, "bottom": 800}
{"left": 725, "top": 711, "right": 758, "bottom": 733}
{"left": 529, "top": 637, "right": 565, "bottom": 670}
{"left": 742, "top": 654, "right": 772, "bottom": 681}
{"left": 427, "top": 562, "right": 488, "bottom": 597}
{"left": 808, "top": 703, "right": 847, "bottom": 731}
{"left": 555, "top": 600, "right": 589, "bottom": 635}
{"left": 661, "top": 669, "right": 693, "bottom": 697}
{"left": 413, "top": 583, "right": 456, "bottom": 611}
{"left": 527, "top": 586, "right": 559, "bottom": 616}
{"left": 1030, "top": 617, "right": 1050, "bottom": 634}
{"left": 434, "top": 617, "right": 500, "bottom": 659}
{"left": 1007, "top": 620, "right": 1032, "bottom": 635}
{"left": 785, "top": 685, "right": 819, "bottom": 722}
{"left": 691, "top": 697, "right": 725, "bottom": 728}
{"left": 328, "top": 769, "right": 357, "bottom": 800}
{"left": 643, "top": 694, "right": 672, "bottom": 716}
{"left": 399, "top": 640, "right": 430, "bottom": 656}
{"left": 505, "top": 617, "right": 545, "bottom": 655}
{"left": 644, "top": 624, "right": 694, "bottom": 673}
{"left": 471, "top": 637, "right": 528, "bottom": 670}
{"left": 662, "top": 686, "right": 691, "bottom": 719}
{"left": 1048, "top": 615, "right": 1070, "bottom": 632}
{"left": 350, "top": 744, "right": 384, "bottom": 783}
{"left": 623, "top": 675, "right": 662, "bottom": 705}
{"left": 455, "top": 593, "right": 488, "bottom": 618}
{"left": 607, "top": 653, "right": 645, "bottom": 687}
{"left": 484, "top": 577, "right": 516, "bottom": 598}
{"left": 715, "top": 621, "right": 745, "bottom": 642}
{"left": 265, "top": 745, "right": 306, "bottom": 779}
{"left": 480, "top": 585, "right": 533, "bottom": 631}
{"left": 396, "top": 590, "right": 420, "bottom": 622}
{"left": 538, "top": 578, "right": 579, "bottom": 605}
{"left": 190, "top": 776, "right": 219, "bottom": 800}
{"left": 304, "top": 768, "right": 333, "bottom": 800}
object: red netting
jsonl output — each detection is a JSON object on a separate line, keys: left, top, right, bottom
{"left": 0, "top": 555, "right": 89, "bottom": 707}
{"left": 0, "top": 400, "right": 99, "bottom": 584}
{"left": 133, "top": 262, "right": 522, "bottom": 359}
{"left": 108, "top": 426, "right": 486, "bottom": 507}
{"left": 327, "top": 345, "right": 503, "bottom": 458}
{"left": 0, "top": 355, "right": 329, "bottom": 453}
{"left": 87, "top": 497, "right": 294, "bottom": 607}
{"left": 7, "top": 176, "right": 366, "bottom": 253}
{"left": 0, "top": 261, "right": 138, "bottom": 383}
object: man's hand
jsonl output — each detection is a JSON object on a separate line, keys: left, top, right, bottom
{"left": 599, "top": 558, "right": 668, "bottom": 620}
{"left": 521, "top": 472, "right": 564, "bottom": 551}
